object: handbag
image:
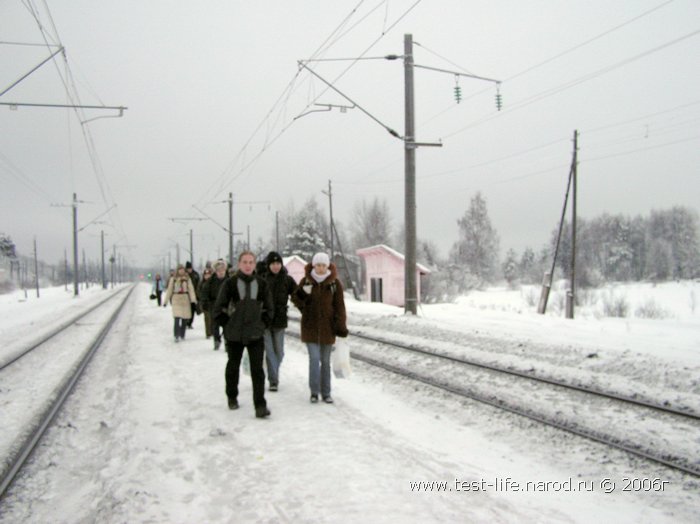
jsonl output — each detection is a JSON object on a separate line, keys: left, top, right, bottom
{"left": 332, "top": 339, "right": 352, "bottom": 379}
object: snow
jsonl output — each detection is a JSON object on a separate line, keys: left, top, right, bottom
{"left": 0, "top": 280, "right": 699, "bottom": 523}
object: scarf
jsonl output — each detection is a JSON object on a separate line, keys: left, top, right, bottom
{"left": 311, "top": 269, "right": 330, "bottom": 284}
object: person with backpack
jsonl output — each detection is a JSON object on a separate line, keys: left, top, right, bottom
{"left": 261, "top": 251, "right": 297, "bottom": 392}
{"left": 163, "top": 264, "right": 198, "bottom": 342}
{"left": 291, "top": 252, "right": 348, "bottom": 404}
{"left": 200, "top": 259, "right": 229, "bottom": 350}
{"left": 212, "top": 251, "right": 274, "bottom": 418}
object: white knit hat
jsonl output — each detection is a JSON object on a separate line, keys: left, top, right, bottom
{"left": 312, "top": 252, "right": 330, "bottom": 266}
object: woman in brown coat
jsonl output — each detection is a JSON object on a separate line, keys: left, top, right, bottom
{"left": 291, "top": 252, "right": 347, "bottom": 403}
{"left": 163, "top": 264, "right": 198, "bottom": 342}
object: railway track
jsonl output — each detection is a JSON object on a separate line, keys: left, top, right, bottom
{"left": 289, "top": 318, "right": 700, "bottom": 477}
{"left": 0, "top": 285, "right": 135, "bottom": 499}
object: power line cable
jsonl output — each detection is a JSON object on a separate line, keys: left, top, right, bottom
{"left": 195, "top": 0, "right": 423, "bottom": 209}
{"left": 442, "top": 28, "right": 700, "bottom": 141}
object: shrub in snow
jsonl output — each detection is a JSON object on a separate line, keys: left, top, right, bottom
{"left": 521, "top": 286, "right": 537, "bottom": 307}
{"left": 634, "top": 298, "right": 669, "bottom": 319}
{"left": 602, "top": 291, "right": 629, "bottom": 318}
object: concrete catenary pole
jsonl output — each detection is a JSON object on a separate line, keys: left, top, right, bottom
{"left": 403, "top": 34, "right": 417, "bottom": 315}
{"left": 72, "top": 192, "right": 79, "bottom": 296}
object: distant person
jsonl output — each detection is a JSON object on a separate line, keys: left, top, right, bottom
{"left": 185, "top": 261, "right": 200, "bottom": 329}
{"left": 153, "top": 273, "right": 165, "bottom": 306}
{"left": 163, "top": 264, "right": 198, "bottom": 342}
{"left": 198, "top": 268, "right": 213, "bottom": 339}
{"left": 213, "top": 251, "right": 274, "bottom": 418}
{"left": 291, "top": 252, "right": 347, "bottom": 404}
{"left": 261, "top": 251, "right": 297, "bottom": 392}
{"left": 200, "top": 259, "right": 229, "bottom": 350}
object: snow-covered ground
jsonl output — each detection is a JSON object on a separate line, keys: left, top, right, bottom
{"left": 0, "top": 281, "right": 698, "bottom": 523}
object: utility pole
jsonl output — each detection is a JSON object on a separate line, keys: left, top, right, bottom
{"left": 190, "top": 228, "right": 193, "bottom": 266}
{"left": 33, "top": 237, "right": 40, "bottom": 298}
{"left": 566, "top": 130, "right": 579, "bottom": 319}
{"left": 322, "top": 180, "right": 334, "bottom": 259}
{"left": 539, "top": 130, "right": 578, "bottom": 316}
{"left": 404, "top": 34, "right": 418, "bottom": 315}
{"left": 101, "top": 230, "right": 107, "bottom": 289}
{"left": 82, "top": 249, "right": 87, "bottom": 289}
{"left": 228, "top": 192, "right": 234, "bottom": 264}
{"left": 72, "top": 193, "right": 79, "bottom": 296}
{"left": 64, "top": 249, "right": 68, "bottom": 291}
{"left": 275, "top": 211, "right": 280, "bottom": 252}
{"left": 111, "top": 245, "right": 116, "bottom": 288}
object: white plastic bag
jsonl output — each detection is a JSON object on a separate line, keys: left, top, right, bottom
{"left": 332, "top": 339, "right": 352, "bottom": 379}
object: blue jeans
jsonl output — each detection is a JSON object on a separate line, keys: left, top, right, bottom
{"left": 264, "top": 328, "right": 285, "bottom": 385}
{"left": 306, "top": 343, "right": 332, "bottom": 397}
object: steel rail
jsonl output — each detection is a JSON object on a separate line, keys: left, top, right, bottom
{"left": 349, "top": 350, "right": 700, "bottom": 478}
{"left": 348, "top": 329, "right": 699, "bottom": 421}
{"left": 0, "top": 285, "right": 136, "bottom": 499}
{"left": 288, "top": 322, "right": 699, "bottom": 477}
{"left": 0, "top": 286, "right": 130, "bottom": 371}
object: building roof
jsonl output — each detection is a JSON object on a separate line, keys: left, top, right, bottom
{"left": 283, "top": 255, "right": 307, "bottom": 265}
{"left": 355, "top": 244, "right": 431, "bottom": 274}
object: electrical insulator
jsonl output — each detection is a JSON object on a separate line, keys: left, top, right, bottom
{"left": 454, "top": 85, "right": 462, "bottom": 104}
{"left": 495, "top": 92, "right": 502, "bottom": 111}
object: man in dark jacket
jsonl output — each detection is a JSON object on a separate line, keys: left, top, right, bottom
{"left": 213, "top": 251, "right": 274, "bottom": 418}
{"left": 262, "top": 251, "right": 297, "bottom": 391}
{"left": 185, "top": 261, "right": 200, "bottom": 328}
{"left": 200, "top": 259, "right": 228, "bottom": 350}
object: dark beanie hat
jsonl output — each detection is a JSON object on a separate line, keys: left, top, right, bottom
{"left": 185, "top": 261, "right": 192, "bottom": 269}
{"left": 266, "top": 251, "right": 283, "bottom": 265}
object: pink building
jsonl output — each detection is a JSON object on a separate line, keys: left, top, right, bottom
{"left": 355, "top": 244, "right": 430, "bottom": 307}
{"left": 283, "top": 255, "right": 307, "bottom": 285}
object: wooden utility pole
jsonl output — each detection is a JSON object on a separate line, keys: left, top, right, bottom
{"left": 33, "top": 237, "right": 39, "bottom": 298}
{"left": 566, "top": 130, "right": 579, "bottom": 319}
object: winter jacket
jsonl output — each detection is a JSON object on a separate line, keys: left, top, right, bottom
{"left": 187, "top": 269, "right": 200, "bottom": 298}
{"left": 164, "top": 275, "right": 198, "bottom": 319}
{"left": 198, "top": 274, "right": 223, "bottom": 312}
{"left": 291, "top": 262, "right": 348, "bottom": 345}
{"left": 263, "top": 266, "right": 297, "bottom": 329}
{"left": 212, "top": 272, "right": 274, "bottom": 344}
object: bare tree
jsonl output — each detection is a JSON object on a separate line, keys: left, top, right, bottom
{"left": 350, "top": 197, "right": 392, "bottom": 251}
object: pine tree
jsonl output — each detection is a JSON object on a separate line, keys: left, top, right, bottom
{"left": 502, "top": 248, "right": 519, "bottom": 288}
{"left": 284, "top": 197, "right": 328, "bottom": 260}
{"left": 0, "top": 233, "right": 16, "bottom": 259}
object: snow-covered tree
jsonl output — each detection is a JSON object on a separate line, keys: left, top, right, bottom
{"left": 648, "top": 207, "right": 700, "bottom": 279}
{"left": 450, "top": 192, "right": 500, "bottom": 286}
{"left": 502, "top": 248, "right": 519, "bottom": 288}
{"left": 0, "top": 233, "right": 16, "bottom": 259}
{"left": 284, "top": 197, "right": 329, "bottom": 260}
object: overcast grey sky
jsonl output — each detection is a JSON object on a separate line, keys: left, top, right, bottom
{"left": 2, "top": 0, "right": 699, "bottom": 269}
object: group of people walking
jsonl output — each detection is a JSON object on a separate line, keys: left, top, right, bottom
{"left": 158, "top": 251, "right": 348, "bottom": 419}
